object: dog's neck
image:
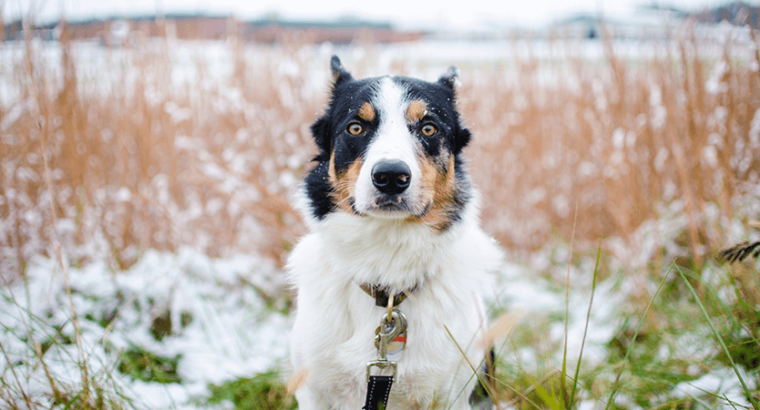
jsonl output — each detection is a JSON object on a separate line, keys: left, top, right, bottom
{"left": 317, "top": 211, "right": 464, "bottom": 291}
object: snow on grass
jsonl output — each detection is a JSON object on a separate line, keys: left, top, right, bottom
{"left": 673, "top": 367, "right": 757, "bottom": 409}
{"left": 2, "top": 196, "right": 758, "bottom": 408}
{"left": 492, "top": 258, "right": 624, "bottom": 369}
{"left": 0, "top": 248, "right": 291, "bottom": 409}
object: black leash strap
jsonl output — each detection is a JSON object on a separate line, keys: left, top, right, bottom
{"left": 363, "top": 296, "right": 407, "bottom": 410}
{"left": 364, "top": 375, "right": 393, "bottom": 410}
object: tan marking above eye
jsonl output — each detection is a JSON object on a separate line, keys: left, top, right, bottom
{"left": 406, "top": 99, "right": 428, "bottom": 123}
{"left": 358, "top": 102, "right": 376, "bottom": 122}
{"left": 421, "top": 124, "right": 437, "bottom": 137}
{"left": 347, "top": 122, "right": 364, "bottom": 135}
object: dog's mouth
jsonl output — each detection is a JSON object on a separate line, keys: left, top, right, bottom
{"left": 365, "top": 195, "right": 412, "bottom": 216}
{"left": 364, "top": 194, "right": 433, "bottom": 219}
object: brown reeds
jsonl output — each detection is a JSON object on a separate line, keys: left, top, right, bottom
{"left": 1, "top": 22, "right": 759, "bottom": 278}
{"left": 464, "top": 27, "right": 760, "bottom": 261}
{"left": 1, "top": 25, "right": 321, "bottom": 275}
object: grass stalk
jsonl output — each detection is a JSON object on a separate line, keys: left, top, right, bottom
{"left": 561, "top": 203, "right": 579, "bottom": 409}
{"left": 604, "top": 261, "right": 674, "bottom": 410}
{"left": 682, "top": 382, "right": 752, "bottom": 409}
{"left": 504, "top": 369, "right": 601, "bottom": 410}
{"left": 443, "top": 324, "right": 497, "bottom": 409}
{"left": 0, "top": 339, "right": 34, "bottom": 410}
{"left": 724, "top": 394, "right": 742, "bottom": 410}
{"left": 676, "top": 265, "right": 760, "bottom": 410}
{"left": 498, "top": 380, "right": 545, "bottom": 410}
{"left": 39, "top": 95, "right": 91, "bottom": 405}
{"left": 568, "top": 240, "right": 602, "bottom": 408}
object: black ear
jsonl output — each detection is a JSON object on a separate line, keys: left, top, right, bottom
{"left": 330, "top": 55, "right": 353, "bottom": 87}
{"left": 439, "top": 66, "right": 469, "bottom": 154}
{"left": 454, "top": 126, "right": 471, "bottom": 155}
{"left": 311, "top": 116, "right": 331, "bottom": 157}
{"left": 438, "top": 66, "right": 460, "bottom": 90}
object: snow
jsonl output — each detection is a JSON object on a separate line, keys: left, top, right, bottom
{"left": 673, "top": 367, "right": 757, "bottom": 409}
{"left": 0, "top": 248, "right": 291, "bottom": 409}
{"left": 1, "top": 236, "right": 632, "bottom": 408}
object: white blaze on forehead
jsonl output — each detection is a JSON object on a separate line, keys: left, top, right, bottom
{"left": 353, "top": 77, "right": 421, "bottom": 213}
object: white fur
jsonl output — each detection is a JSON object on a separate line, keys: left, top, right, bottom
{"left": 289, "top": 191, "right": 503, "bottom": 409}
{"left": 289, "top": 77, "right": 503, "bottom": 409}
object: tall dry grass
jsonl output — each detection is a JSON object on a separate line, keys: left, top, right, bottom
{"left": 464, "top": 26, "right": 760, "bottom": 266}
{"left": 1, "top": 25, "right": 321, "bottom": 278}
{"left": 1, "top": 22, "right": 759, "bottom": 280}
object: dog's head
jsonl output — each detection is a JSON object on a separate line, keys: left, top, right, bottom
{"left": 303, "top": 56, "right": 473, "bottom": 232}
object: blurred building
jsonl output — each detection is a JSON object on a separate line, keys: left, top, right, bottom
{"left": 551, "top": 1, "right": 758, "bottom": 41}
{"left": 692, "top": 1, "right": 759, "bottom": 28}
{"left": 1, "top": 14, "right": 423, "bottom": 44}
{"left": 242, "top": 16, "right": 423, "bottom": 43}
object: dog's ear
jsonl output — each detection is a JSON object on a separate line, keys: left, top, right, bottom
{"left": 310, "top": 57, "right": 350, "bottom": 157}
{"left": 438, "top": 66, "right": 460, "bottom": 90}
{"left": 330, "top": 55, "right": 353, "bottom": 87}
{"left": 438, "top": 66, "right": 470, "bottom": 154}
{"left": 453, "top": 125, "right": 471, "bottom": 155}
{"left": 311, "top": 116, "right": 331, "bottom": 157}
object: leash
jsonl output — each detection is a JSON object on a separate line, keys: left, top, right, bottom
{"left": 359, "top": 284, "right": 496, "bottom": 409}
{"left": 362, "top": 287, "right": 411, "bottom": 410}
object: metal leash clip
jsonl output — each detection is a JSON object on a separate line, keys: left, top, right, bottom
{"left": 366, "top": 309, "right": 407, "bottom": 381}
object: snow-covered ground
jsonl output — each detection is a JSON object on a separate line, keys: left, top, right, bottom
{"left": 1, "top": 249, "right": 291, "bottom": 409}
{"left": 3, "top": 208, "right": 756, "bottom": 408}
{"left": 2, "top": 249, "right": 605, "bottom": 409}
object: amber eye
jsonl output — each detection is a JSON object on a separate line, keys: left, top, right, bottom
{"left": 347, "top": 122, "right": 364, "bottom": 135}
{"left": 421, "top": 124, "right": 437, "bottom": 137}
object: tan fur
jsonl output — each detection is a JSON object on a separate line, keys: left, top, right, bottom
{"left": 358, "top": 102, "right": 376, "bottom": 122}
{"left": 412, "top": 153, "right": 457, "bottom": 232}
{"left": 405, "top": 99, "right": 428, "bottom": 123}
{"left": 328, "top": 155, "right": 363, "bottom": 215}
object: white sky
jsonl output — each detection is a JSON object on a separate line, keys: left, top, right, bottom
{"left": 4, "top": 0, "right": 759, "bottom": 29}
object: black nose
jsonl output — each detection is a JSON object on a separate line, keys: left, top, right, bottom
{"left": 372, "top": 161, "right": 411, "bottom": 195}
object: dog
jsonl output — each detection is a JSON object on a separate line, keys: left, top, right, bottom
{"left": 288, "top": 56, "right": 503, "bottom": 410}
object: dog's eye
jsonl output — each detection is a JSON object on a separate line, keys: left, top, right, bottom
{"left": 421, "top": 124, "right": 437, "bottom": 137}
{"left": 347, "top": 122, "right": 364, "bottom": 135}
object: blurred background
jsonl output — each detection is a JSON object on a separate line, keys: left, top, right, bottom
{"left": 2, "top": 0, "right": 760, "bottom": 409}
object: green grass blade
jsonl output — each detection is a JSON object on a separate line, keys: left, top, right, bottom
{"left": 443, "top": 324, "right": 497, "bottom": 408}
{"left": 562, "top": 203, "right": 579, "bottom": 410}
{"left": 604, "top": 261, "right": 674, "bottom": 410}
{"left": 568, "top": 240, "right": 602, "bottom": 408}
{"left": 724, "top": 394, "right": 740, "bottom": 410}
{"left": 680, "top": 381, "right": 752, "bottom": 409}
{"left": 676, "top": 265, "right": 760, "bottom": 410}
{"left": 535, "top": 380, "right": 562, "bottom": 410}
{"left": 493, "top": 375, "right": 546, "bottom": 410}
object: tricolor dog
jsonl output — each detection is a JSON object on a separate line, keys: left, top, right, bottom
{"left": 288, "top": 56, "right": 503, "bottom": 409}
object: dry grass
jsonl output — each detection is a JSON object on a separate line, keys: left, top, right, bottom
{"left": 1, "top": 27, "right": 321, "bottom": 277}
{"left": 1, "top": 22, "right": 760, "bottom": 280}
{"left": 464, "top": 28, "right": 760, "bottom": 263}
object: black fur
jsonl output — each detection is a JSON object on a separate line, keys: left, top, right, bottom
{"left": 469, "top": 347, "right": 496, "bottom": 409}
{"left": 306, "top": 56, "right": 472, "bottom": 223}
